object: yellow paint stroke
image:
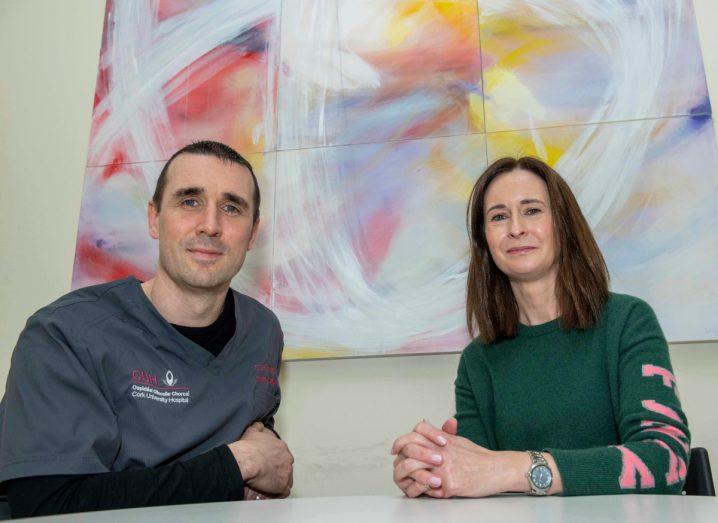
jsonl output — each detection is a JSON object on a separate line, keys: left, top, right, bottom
{"left": 499, "top": 38, "right": 554, "bottom": 69}
{"left": 283, "top": 346, "right": 352, "bottom": 360}
{"left": 428, "top": 142, "right": 480, "bottom": 199}
{"left": 387, "top": 1, "right": 478, "bottom": 47}
{"left": 487, "top": 130, "right": 567, "bottom": 166}
{"left": 481, "top": 17, "right": 526, "bottom": 38}
{"left": 434, "top": 1, "right": 479, "bottom": 40}
{"left": 484, "top": 68, "right": 545, "bottom": 131}
{"left": 468, "top": 91, "right": 484, "bottom": 131}
{"left": 387, "top": 2, "right": 424, "bottom": 47}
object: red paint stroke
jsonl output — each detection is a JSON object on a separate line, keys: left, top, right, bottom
{"left": 74, "top": 236, "right": 153, "bottom": 284}
{"left": 355, "top": 204, "right": 402, "bottom": 282}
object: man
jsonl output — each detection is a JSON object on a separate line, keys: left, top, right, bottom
{"left": 0, "top": 141, "right": 293, "bottom": 517}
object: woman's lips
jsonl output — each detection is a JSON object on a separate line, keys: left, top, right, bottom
{"left": 507, "top": 246, "right": 536, "bottom": 255}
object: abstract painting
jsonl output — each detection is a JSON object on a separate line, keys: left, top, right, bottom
{"left": 74, "top": 0, "right": 717, "bottom": 358}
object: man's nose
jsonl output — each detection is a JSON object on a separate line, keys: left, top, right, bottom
{"left": 197, "top": 206, "right": 222, "bottom": 236}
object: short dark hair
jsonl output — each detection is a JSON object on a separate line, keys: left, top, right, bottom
{"left": 152, "top": 141, "right": 261, "bottom": 223}
{"left": 466, "top": 156, "right": 609, "bottom": 344}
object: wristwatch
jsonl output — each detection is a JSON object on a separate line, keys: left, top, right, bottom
{"left": 526, "top": 450, "right": 553, "bottom": 496}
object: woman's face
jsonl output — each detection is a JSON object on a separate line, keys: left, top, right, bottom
{"left": 483, "top": 168, "right": 558, "bottom": 285}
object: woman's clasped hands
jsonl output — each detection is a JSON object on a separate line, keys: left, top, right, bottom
{"left": 391, "top": 418, "right": 530, "bottom": 499}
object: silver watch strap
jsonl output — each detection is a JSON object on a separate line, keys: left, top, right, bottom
{"left": 526, "top": 450, "right": 550, "bottom": 496}
{"left": 528, "top": 450, "right": 548, "bottom": 467}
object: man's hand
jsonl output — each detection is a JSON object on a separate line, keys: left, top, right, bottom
{"left": 243, "top": 486, "right": 269, "bottom": 501}
{"left": 228, "top": 422, "right": 294, "bottom": 498}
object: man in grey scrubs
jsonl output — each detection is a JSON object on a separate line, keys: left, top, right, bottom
{"left": 0, "top": 141, "right": 293, "bottom": 517}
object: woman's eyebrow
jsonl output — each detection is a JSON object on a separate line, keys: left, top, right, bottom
{"left": 486, "top": 203, "right": 508, "bottom": 213}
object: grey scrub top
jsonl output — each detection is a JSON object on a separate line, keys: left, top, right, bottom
{"left": 0, "top": 276, "right": 283, "bottom": 483}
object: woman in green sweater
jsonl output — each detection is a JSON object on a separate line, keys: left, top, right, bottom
{"left": 391, "top": 157, "right": 689, "bottom": 498}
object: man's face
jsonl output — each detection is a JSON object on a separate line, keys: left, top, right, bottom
{"left": 148, "top": 153, "right": 259, "bottom": 291}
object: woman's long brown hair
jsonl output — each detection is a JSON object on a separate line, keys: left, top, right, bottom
{"left": 466, "top": 157, "right": 609, "bottom": 344}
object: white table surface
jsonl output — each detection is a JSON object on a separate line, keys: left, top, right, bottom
{"left": 22, "top": 494, "right": 718, "bottom": 522}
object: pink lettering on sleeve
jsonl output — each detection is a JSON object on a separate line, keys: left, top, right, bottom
{"left": 642, "top": 399, "right": 682, "bottom": 423}
{"left": 654, "top": 440, "right": 687, "bottom": 485}
{"left": 641, "top": 421, "right": 689, "bottom": 454}
{"left": 616, "top": 446, "right": 656, "bottom": 489}
{"left": 642, "top": 364, "right": 679, "bottom": 397}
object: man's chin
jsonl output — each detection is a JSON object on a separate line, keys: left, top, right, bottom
{"left": 176, "top": 269, "right": 236, "bottom": 292}
{"left": 157, "top": 257, "right": 244, "bottom": 292}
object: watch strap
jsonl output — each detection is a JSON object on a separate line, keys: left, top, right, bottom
{"left": 526, "top": 450, "right": 551, "bottom": 496}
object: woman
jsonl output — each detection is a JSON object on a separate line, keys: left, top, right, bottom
{"left": 391, "top": 157, "right": 689, "bottom": 498}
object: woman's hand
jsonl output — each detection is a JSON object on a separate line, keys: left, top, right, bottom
{"left": 391, "top": 419, "right": 457, "bottom": 497}
{"left": 426, "top": 433, "right": 528, "bottom": 498}
{"left": 393, "top": 419, "right": 559, "bottom": 498}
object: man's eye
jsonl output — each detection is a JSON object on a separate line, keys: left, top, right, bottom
{"left": 222, "top": 204, "right": 240, "bottom": 215}
{"left": 181, "top": 199, "right": 199, "bottom": 208}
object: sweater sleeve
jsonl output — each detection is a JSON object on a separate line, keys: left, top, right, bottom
{"left": 455, "top": 348, "right": 493, "bottom": 449}
{"left": 548, "top": 299, "right": 690, "bottom": 496}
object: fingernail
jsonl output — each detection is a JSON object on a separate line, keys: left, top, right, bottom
{"left": 431, "top": 454, "right": 442, "bottom": 464}
{"left": 437, "top": 436, "right": 447, "bottom": 446}
{"left": 429, "top": 476, "right": 442, "bottom": 488}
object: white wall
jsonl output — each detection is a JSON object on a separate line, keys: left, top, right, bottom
{"left": 1, "top": 0, "right": 716, "bottom": 497}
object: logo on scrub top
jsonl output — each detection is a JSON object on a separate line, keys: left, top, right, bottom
{"left": 162, "top": 370, "right": 179, "bottom": 387}
{"left": 130, "top": 368, "right": 191, "bottom": 405}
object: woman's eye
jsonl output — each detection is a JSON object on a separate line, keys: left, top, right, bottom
{"left": 489, "top": 214, "right": 507, "bottom": 222}
{"left": 525, "top": 207, "right": 542, "bottom": 215}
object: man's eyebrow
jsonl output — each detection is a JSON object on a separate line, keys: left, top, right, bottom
{"left": 223, "top": 192, "right": 249, "bottom": 210}
{"left": 172, "top": 187, "right": 204, "bottom": 199}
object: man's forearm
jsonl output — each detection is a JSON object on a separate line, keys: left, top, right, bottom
{"left": 6, "top": 446, "right": 243, "bottom": 517}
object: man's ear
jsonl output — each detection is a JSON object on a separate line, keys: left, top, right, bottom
{"left": 247, "top": 218, "right": 260, "bottom": 251}
{"left": 148, "top": 201, "right": 160, "bottom": 240}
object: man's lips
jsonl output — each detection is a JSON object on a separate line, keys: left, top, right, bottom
{"left": 187, "top": 248, "right": 224, "bottom": 259}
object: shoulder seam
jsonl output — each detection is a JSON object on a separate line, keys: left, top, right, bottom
{"left": 41, "top": 279, "right": 130, "bottom": 316}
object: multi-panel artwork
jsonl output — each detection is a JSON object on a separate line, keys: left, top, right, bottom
{"left": 74, "top": 0, "right": 718, "bottom": 358}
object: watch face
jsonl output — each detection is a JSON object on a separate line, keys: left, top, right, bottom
{"left": 531, "top": 465, "right": 553, "bottom": 490}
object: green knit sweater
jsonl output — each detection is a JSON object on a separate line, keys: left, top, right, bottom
{"left": 455, "top": 293, "right": 690, "bottom": 496}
